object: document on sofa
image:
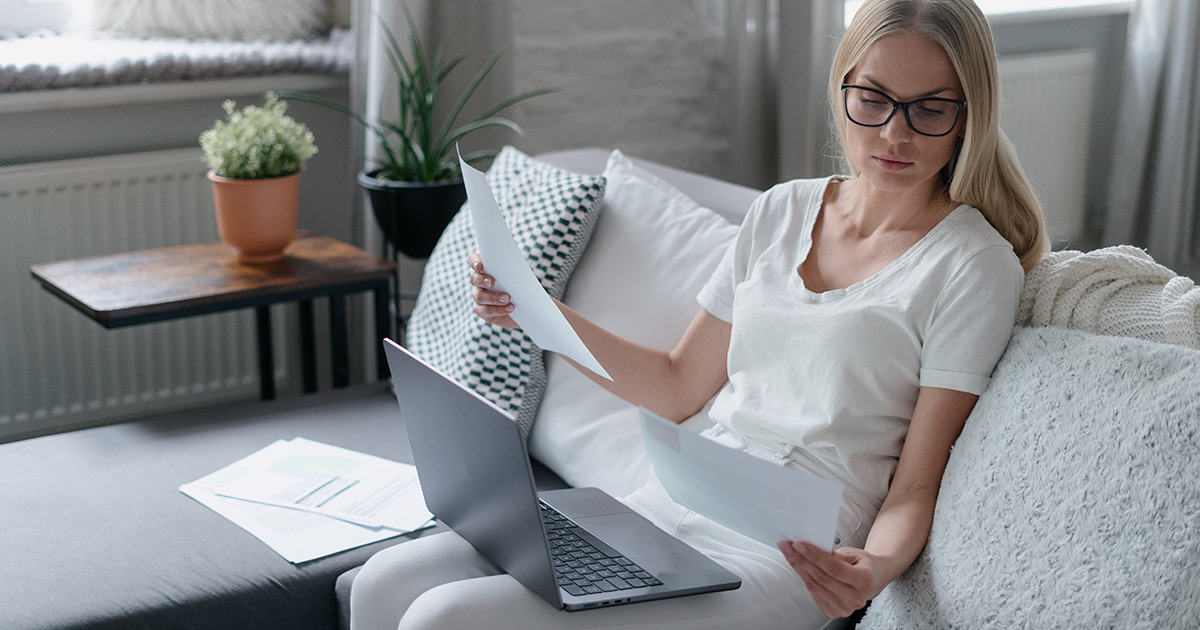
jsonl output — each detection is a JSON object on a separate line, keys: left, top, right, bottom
{"left": 459, "top": 151, "right": 612, "bottom": 379}
{"left": 641, "top": 409, "right": 843, "bottom": 550}
{"left": 180, "top": 438, "right": 433, "bottom": 563}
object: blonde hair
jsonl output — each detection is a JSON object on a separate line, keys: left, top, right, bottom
{"left": 828, "top": 0, "right": 1048, "bottom": 271}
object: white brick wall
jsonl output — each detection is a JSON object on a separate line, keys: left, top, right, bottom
{"left": 510, "top": 0, "right": 732, "bottom": 179}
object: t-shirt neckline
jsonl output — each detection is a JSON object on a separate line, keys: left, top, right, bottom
{"left": 792, "top": 176, "right": 967, "bottom": 301}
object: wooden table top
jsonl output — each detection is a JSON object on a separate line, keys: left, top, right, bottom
{"left": 30, "top": 235, "right": 395, "bottom": 328}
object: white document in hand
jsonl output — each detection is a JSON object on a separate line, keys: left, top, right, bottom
{"left": 459, "top": 151, "right": 611, "bottom": 379}
{"left": 640, "top": 408, "right": 844, "bottom": 550}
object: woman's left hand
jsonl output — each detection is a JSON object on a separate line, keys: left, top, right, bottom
{"left": 777, "top": 540, "right": 885, "bottom": 619}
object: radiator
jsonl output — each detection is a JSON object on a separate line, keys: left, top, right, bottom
{"left": 0, "top": 148, "right": 286, "bottom": 442}
{"left": 998, "top": 49, "right": 1096, "bottom": 244}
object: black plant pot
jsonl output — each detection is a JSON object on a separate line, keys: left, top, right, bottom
{"left": 358, "top": 169, "right": 468, "bottom": 259}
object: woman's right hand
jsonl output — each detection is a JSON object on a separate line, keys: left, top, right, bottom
{"left": 468, "top": 253, "right": 519, "bottom": 329}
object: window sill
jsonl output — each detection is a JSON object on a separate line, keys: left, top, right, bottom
{"left": 0, "top": 73, "right": 347, "bottom": 114}
{"left": 985, "top": 1, "right": 1133, "bottom": 25}
{"left": 844, "top": 1, "right": 1132, "bottom": 27}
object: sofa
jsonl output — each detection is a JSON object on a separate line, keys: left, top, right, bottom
{"left": 337, "top": 147, "right": 1200, "bottom": 628}
{"left": 4, "top": 148, "right": 1197, "bottom": 630}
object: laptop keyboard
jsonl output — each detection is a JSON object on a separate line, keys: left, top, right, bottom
{"left": 540, "top": 502, "right": 664, "bottom": 597}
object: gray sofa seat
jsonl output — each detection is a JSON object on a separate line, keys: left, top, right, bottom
{"left": 0, "top": 384, "right": 566, "bottom": 630}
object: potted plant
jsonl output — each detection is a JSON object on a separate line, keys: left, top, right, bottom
{"left": 279, "top": 7, "right": 553, "bottom": 259}
{"left": 200, "top": 92, "right": 318, "bottom": 264}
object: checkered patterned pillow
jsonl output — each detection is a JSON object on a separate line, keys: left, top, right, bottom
{"left": 405, "top": 146, "right": 606, "bottom": 439}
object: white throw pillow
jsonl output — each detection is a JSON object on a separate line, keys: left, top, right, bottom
{"left": 77, "top": 0, "right": 328, "bottom": 41}
{"left": 406, "top": 146, "right": 606, "bottom": 439}
{"left": 859, "top": 326, "right": 1200, "bottom": 629}
{"left": 528, "top": 150, "right": 738, "bottom": 497}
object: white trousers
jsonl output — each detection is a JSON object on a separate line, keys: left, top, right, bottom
{"left": 349, "top": 480, "right": 847, "bottom": 630}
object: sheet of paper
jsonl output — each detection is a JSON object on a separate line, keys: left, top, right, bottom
{"left": 459, "top": 151, "right": 611, "bottom": 380}
{"left": 180, "top": 439, "right": 434, "bottom": 561}
{"left": 188, "top": 437, "right": 431, "bottom": 532}
{"left": 640, "top": 408, "right": 843, "bottom": 550}
{"left": 180, "top": 484, "right": 430, "bottom": 564}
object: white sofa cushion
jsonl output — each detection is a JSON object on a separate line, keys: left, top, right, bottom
{"left": 406, "top": 146, "right": 605, "bottom": 439}
{"left": 529, "top": 150, "right": 739, "bottom": 497}
{"left": 860, "top": 325, "right": 1200, "bottom": 629}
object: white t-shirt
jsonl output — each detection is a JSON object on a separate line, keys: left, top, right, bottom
{"left": 697, "top": 176, "right": 1023, "bottom": 541}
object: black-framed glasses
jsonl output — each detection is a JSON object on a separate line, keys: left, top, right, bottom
{"left": 841, "top": 85, "right": 966, "bottom": 137}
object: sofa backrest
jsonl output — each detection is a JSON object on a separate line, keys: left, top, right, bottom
{"left": 537, "top": 148, "right": 760, "bottom": 224}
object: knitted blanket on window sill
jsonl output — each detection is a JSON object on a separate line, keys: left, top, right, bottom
{"left": 0, "top": 27, "right": 351, "bottom": 92}
{"left": 1019, "top": 245, "right": 1200, "bottom": 349}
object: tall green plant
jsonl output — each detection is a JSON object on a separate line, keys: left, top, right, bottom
{"left": 280, "top": 7, "right": 553, "bottom": 183}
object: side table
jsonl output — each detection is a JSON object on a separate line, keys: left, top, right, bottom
{"left": 30, "top": 235, "right": 395, "bottom": 400}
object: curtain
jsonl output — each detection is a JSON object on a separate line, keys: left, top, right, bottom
{"left": 1103, "top": 0, "right": 1200, "bottom": 275}
{"left": 727, "top": 0, "right": 780, "bottom": 189}
{"left": 726, "top": 0, "right": 843, "bottom": 188}
{"left": 775, "top": 0, "right": 845, "bottom": 182}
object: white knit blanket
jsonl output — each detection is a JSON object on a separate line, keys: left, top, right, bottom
{"left": 860, "top": 326, "right": 1200, "bottom": 629}
{"left": 0, "top": 28, "right": 351, "bottom": 92}
{"left": 1019, "top": 245, "right": 1200, "bottom": 349}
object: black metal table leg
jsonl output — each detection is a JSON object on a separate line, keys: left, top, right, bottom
{"left": 254, "top": 305, "right": 275, "bottom": 400}
{"left": 373, "top": 281, "right": 391, "bottom": 379}
{"left": 389, "top": 243, "right": 403, "bottom": 344}
{"left": 329, "top": 293, "right": 349, "bottom": 388}
{"left": 298, "top": 298, "right": 317, "bottom": 393}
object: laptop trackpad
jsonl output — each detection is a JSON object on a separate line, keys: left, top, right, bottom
{"left": 576, "top": 513, "right": 688, "bottom": 558}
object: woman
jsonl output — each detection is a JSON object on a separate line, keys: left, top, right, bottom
{"left": 351, "top": 0, "right": 1047, "bottom": 627}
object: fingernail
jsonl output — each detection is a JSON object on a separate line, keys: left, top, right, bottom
{"left": 505, "top": 304, "right": 514, "bottom": 312}
{"left": 484, "top": 278, "right": 493, "bottom": 288}
{"left": 498, "top": 294, "right": 508, "bottom": 303}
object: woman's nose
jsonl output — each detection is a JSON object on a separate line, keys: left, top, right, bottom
{"left": 879, "top": 111, "right": 915, "bottom": 143}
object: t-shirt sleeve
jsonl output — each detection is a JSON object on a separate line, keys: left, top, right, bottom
{"left": 696, "top": 188, "right": 774, "bottom": 322}
{"left": 919, "top": 245, "right": 1024, "bottom": 395}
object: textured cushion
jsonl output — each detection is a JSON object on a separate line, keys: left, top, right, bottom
{"left": 859, "top": 326, "right": 1200, "bottom": 629}
{"left": 528, "top": 150, "right": 739, "bottom": 497}
{"left": 406, "top": 146, "right": 605, "bottom": 439}
{"left": 0, "top": 30, "right": 352, "bottom": 92}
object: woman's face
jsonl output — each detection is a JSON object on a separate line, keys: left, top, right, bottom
{"left": 842, "top": 32, "right": 965, "bottom": 197}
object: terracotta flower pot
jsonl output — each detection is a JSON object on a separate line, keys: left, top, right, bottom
{"left": 208, "top": 171, "right": 300, "bottom": 264}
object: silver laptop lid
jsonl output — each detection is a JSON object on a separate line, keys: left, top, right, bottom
{"left": 382, "top": 338, "right": 561, "bottom": 607}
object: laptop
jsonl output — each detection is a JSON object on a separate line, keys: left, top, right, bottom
{"left": 383, "top": 339, "right": 741, "bottom": 611}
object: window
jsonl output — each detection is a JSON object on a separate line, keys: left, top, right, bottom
{"left": 844, "top": 0, "right": 1133, "bottom": 27}
{"left": 0, "top": 0, "right": 72, "bottom": 35}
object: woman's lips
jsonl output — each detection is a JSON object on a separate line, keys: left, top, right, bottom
{"left": 873, "top": 155, "right": 912, "bottom": 171}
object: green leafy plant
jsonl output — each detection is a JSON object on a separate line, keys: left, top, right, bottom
{"left": 278, "top": 7, "right": 554, "bottom": 183}
{"left": 200, "top": 92, "right": 318, "bottom": 180}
